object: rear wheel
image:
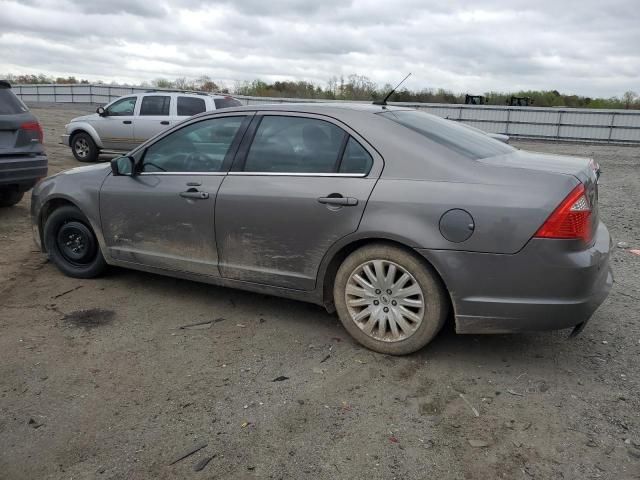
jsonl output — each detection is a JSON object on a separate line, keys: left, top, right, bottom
{"left": 334, "top": 243, "right": 448, "bottom": 355}
{"left": 44, "top": 205, "right": 107, "bottom": 278}
{"left": 0, "top": 188, "right": 24, "bottom": 207}
{"left": 71, "top": 132, "right": 99, "bottom": 162}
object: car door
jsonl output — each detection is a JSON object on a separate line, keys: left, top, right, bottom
{"left": 99, "top": 96, "right": 137, "bottom": 150}
{"left": 215, "top": 113, "right": 380, "bottom": 290}
{"left": 100, "top": 113, "right": 252, "bottom": 275}
{"left": 133, "top": 94, "right": 173, "bottom": 147}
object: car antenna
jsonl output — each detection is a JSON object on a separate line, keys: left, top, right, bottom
{"left": 373, "top": 73, "right": 411, "bottom": 106}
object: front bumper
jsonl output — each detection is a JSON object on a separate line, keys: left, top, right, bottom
{"left": 419, "top": 221, "right": 613, "bottom": 334}
{"left": 0, "top": 154, "right": 48, "bottom": 192}
{"left": 61, "top": 134, "right": 70, "bottom": 147}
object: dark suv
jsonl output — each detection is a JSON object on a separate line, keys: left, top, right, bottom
{"left": 0, "top": 81, "right": 47, "bottom": 207}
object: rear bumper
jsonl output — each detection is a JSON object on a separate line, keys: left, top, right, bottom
{"left": 0, "top": 154, "right": 48, "bottom": 192}
{"left": 418, "top": 221, "right": 613, "bottom": 334}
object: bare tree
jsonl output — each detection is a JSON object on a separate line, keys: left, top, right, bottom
{"left": 623, "top": 90, "right": 638, "bottom": 109}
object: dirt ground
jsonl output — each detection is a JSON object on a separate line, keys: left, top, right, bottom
{"left": 1, "top": 105, "right": 639, "bottom": 480}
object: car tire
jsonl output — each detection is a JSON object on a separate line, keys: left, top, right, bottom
{"left": 71, "top": 132, "right": 99, "bottom": 163}
{"left": 333, "top": 243, "right": 448, "bottom": 355}
{"left": 44, "top": 205, "right": 107, "bottom": 278}
{"left": 0, "top": 188, "right": 24, "bottom": 207}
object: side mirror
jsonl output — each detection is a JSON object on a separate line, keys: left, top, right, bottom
{"left": 111, "top": 156, "right": 136, "bottom": 176}
{"left": 97, "top": 106, "right": 107, "bottom": 116}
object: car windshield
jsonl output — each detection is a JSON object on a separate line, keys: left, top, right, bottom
{"left": 0, "top": 89, "right": 29, "bottom": 115}
{"left": 379, "top": 110, "right": 515, "bottom": 159}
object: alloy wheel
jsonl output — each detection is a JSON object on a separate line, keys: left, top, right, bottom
{"left": 345, "top": 259, "right": 425, "bottom": 342}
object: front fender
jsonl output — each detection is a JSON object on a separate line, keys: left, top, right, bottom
{"left": 66, "top": 122, "right": 104, "bottom": 148}
{"left": 32, "top": 164, "right": 112, "bottom": 255}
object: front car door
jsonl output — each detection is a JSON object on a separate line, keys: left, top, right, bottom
{"left": 133, "top": 94, "right": 173, "bottom": 147}
{"left": 215, "top": 113, "right": 381, "bottom": 290}
{"left": 99, "top": 113, "right": 252, "bottom": 275}
{"left": 98, "top": 96, "right": 137, "bottom": 150}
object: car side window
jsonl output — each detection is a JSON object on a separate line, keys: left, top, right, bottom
{"left": 106, "top": 97, "right": 136, "bottom": 116}
{"left": 141, "top": 116, "right": 245, "bottom": 173}
{"left": 177, "top": 96, "right": 206, "bottom": 116}
{"left": 140, "top": 96, "right": 171, "bottom": 116}
{"left": 244, "top": 116, "right": 346, "bottom": 173}
{"left": 339, "top": 137, "right": 373, "bottom": 174}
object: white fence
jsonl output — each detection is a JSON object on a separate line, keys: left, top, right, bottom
{"left": 13, "top": 84, "right": 640, "bottom": 144}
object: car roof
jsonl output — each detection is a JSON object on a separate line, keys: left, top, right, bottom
{"left": 208, "top": 102, "right": 414, "bottom": 115}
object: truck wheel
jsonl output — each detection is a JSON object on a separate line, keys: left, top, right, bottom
{"left": 44, "top": 205, "right": 107, "bottom": 278}
{"left": 0, "top": 188, "right": 24, "bottom": 207}
{"left": 71, "top": 132, "right": 99, "bottom": 163}
{"left": 333, "top": 243, "right": 448, "bottom": 355}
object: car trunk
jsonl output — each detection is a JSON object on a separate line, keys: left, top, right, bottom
{"left": 480, "top": 150, "right": 600, "bottom": 244}
{"left": 0, "top": 112, "right": 44, "bottom": 156}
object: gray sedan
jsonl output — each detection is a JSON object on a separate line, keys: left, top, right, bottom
{"left": 31, "top": 103, "right": 612, "bottom": 354}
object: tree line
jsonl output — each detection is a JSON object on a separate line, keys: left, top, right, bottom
{"left": 3, "top": 72, "right": 638, "bottom": 109}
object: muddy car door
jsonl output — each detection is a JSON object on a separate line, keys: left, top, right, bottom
{"left": 215, "top": 113, "right": 380, "bottom": 290}
{"left": 99, "top": 114, "right": 252, "bottom": 275}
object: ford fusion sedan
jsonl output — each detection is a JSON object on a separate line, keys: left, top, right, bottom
{"left": 61, "top": 91, "right": 242, "bottom": 163}
{"left": 33, "top": 103, "right": 612, "bottom": 355}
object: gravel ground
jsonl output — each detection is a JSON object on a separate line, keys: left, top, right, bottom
{"left": 1, "top": 106, "right": 639, "bottom": 480}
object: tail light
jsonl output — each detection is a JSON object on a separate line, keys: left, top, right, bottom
{"left": 534, "top": 183, "right": 592, "bottom": 242}
{"left": 20, "top": 121, "right": 44, "bottom": 143}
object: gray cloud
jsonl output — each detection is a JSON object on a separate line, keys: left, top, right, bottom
{"left": 0, "top": 0, "right": 638, "bottom": 97}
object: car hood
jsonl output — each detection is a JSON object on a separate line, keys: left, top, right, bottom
{"left": 70, "top": 113, "right": 100, "bottom": 123}
{"left": 479, "top": 149, "right": 595, "bottom": 182}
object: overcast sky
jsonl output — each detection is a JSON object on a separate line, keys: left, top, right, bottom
{"left": 1, "top": 0, "right": 638, "bottom": 97}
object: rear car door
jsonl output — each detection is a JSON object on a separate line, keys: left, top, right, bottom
{"left": 215, "top": 113, "right": 380, "bottom": 290}
{"left": 100, "top": 113, "right": 252, "bottom": 275}
{"left": 133, "top": 95, "right": 173, "bottom": 146}
{"left": 99, "top": 96, "right": 137, "bottom": 150}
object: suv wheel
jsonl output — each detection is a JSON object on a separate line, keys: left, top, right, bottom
{"left": 333, "top": 243, "right": 448, "bottom": 355}
{"left": 0, "top": 187, "right": 24, "bottom": 207}
{"left": 71, "top": 132, "right": 99, "bottom": 162}
{"left": 44, "top": 205, "right": 107, "bottom": 278}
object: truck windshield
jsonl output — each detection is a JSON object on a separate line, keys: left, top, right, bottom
{"left": 379, "top": 110, "right": 514, "bottom": 159}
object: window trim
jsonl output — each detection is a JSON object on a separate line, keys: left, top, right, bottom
{"left": 136, "top": 114, "right": 252, "bottom": 175}
{"left": 232, "top": 112, "right": 369, "bottom": 177}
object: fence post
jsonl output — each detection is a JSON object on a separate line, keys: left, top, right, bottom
{"left": 505, "top": 107, "right": 511, "bottom": 135}
{"left": 608, "top": 112, "right": 616, "bottom": 143}
{"left": 557, "top": 111, "right": 564, "bottom": 139}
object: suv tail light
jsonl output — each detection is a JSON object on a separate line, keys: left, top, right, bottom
{"left": 534, "top": 183, "right": 592, "bottom": 242}
{"left": 20, "top": 121, "right": 44, "bottom": 143}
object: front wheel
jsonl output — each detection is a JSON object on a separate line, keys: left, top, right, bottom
{"left": 333, "top": 243, "right": 448, "bottom": 355}
{"left": 71, "top": 132, "right": 99, "bottom": 162}
{"left": 43, "top": 205, "right": 107, "bottom": 278}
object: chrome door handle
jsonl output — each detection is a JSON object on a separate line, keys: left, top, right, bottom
{"left": 318, "top": 195, "right": 358, "bottom": 206}
{"left": 180, "top": 190, "right": 209, "bottom": 200}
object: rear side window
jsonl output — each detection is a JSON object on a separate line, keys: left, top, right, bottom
{"left": 177, "top": 97, "right": 206, "bottom": 116}
{"left": 214, "top": 97, "right": 242, "bottom": 109}
{"left": 106, "top": 96, "right": 137, "bottom": 116}
{"left": 380, "top": 110, "right": 514, "bottom": 159}
{"left": 244, "top": 116, "right": 346, "bottom": 173}
{"left": 340, "top": 137, "right": 373, "bottom": 174}
{"left": 0, "top": 89, "right": 29, "bottom": 115}
{"left": 140, "top": 96, "right": 171, "bottom": 116}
